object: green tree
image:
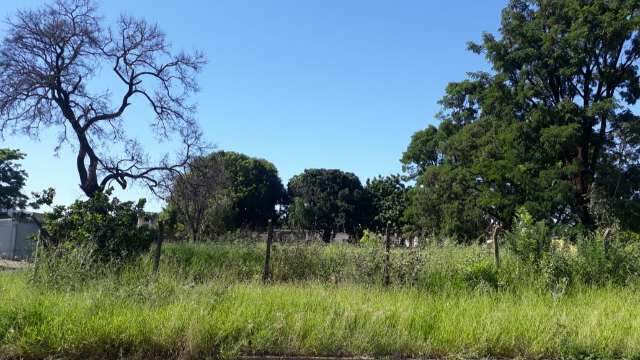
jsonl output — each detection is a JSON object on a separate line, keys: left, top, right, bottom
{"left": 287, "top": 169, "right": 368, "bottom": 241}
{"left": 364, "top": 175, "right": 409, "bottom": 231}
{"left": 0, "top": 149, "right": 28, "bottom": 210}
{"left": 401, "top": 126, "right": 443, "bottom": 180}
{"left": 215, "top": 152, "right": 286, "bottom": 229}
{"left": 169, "top": 151, "right": 286, "bottom": 238}
{"left": 169, "top": 154, "right": 230, "bottom": 242}
{"left": 404, "top": 0, "right": 640, "bottom": 238}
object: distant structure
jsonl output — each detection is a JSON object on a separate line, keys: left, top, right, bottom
{"left": 137, "top": 212, "right": 159, "bottom": 228}
{"left": 0, "top": 211, "right": 41, "bottom": 260}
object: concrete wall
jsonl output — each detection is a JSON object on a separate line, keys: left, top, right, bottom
{"left": 0, "top": 219, "right": 38, "bottom": 260}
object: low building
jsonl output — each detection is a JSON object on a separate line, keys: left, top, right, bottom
{"left": 0, "top": 216, "right": 40, "bottom": 260}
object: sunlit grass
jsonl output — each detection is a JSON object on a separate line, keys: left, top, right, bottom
{"left": 0, "top": 242, "right": 638, "bottom": 359}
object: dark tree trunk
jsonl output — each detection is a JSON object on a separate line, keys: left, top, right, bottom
{"left": 575, "top": 116, "right": 595, "bottom": 228}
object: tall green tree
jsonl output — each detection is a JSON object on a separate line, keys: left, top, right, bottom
{"left": 364, "top": 175, "right": 409, "bottom": 231}
{"left": 169, "top": 154, "right": 230, "bottom": 242}
{"left": 404, "top": 0, "right": 640, "bottom": 238}
{"left": 0, "top": 149, "right": 28, "bottom": 210}
{"left": 169, "top": 151, "right": 286, "bottom": 238}
{"left": 214, "top": 151, "right": 286, "bottom": 230}
{"left": 287, "top": 169, "right": 368, "bottom": 241}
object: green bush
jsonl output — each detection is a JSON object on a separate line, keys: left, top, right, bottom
{"left": 44, "top": 190, "right": 156, "bottom": 260}
{"left": 541, "top": 250, "right": 574, "bottom": 290}
{"left": 508, "top": 207, "right": 551, "bottom": 263}
{"left": 576, "top": 230, "right": 640, "bottom": 286}
{"left": 461, "top": 256, "right": 498, "bottom": 290}
{"left": 359, "top": 229, "right": 383, "bottom": 248}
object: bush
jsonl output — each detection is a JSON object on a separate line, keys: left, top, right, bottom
{"left": 359, "top": 229, "right": 383, "bottom": 247}
{"left": 44, "top": 190, "right": 156, "bottom": 260}
{"left": 541, "top": 250, "right": 574, "bottom": 291}
{"left": 561, "top": 229, "right": 640, "bottom": 286}
{"left": 508, "top": 207, "right": 551, "bottom": 263}
{"left": 461, "top": 256, "right": 498, "bottom": 290}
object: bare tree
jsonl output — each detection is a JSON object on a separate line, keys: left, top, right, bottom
{"left": 0, "top": 0, "right": 207, "bottom": 197}
{"left": 169, "top": 155, "right": 230, "bottom": 242}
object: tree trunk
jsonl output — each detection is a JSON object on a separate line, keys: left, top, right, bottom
{"left": 575, "top": 117, "right": 595, "bottom": 228}
{"left": 322, "top": 228, "right": 331, "bottom": 243}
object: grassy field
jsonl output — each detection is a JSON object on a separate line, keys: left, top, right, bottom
{"left": 0, "top": 242, "right": 639, "bottom": 359}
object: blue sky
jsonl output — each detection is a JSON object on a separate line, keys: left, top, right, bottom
{"left": 0, "top": 0, "right": 504, "bottom": 211}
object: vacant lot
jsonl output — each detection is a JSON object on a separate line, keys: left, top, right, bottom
{"left": 0, "top": 242, "right": 638, "bottom": 359}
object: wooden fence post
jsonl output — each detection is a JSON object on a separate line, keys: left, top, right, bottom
{"left": 153, "top": 220, "right": 164, "bottom": 275}
{"left": 383, "top": 223, "right": 391, "bottom": 287}
{"left": 262, "top": 219, "right": 274, "bottom": 283}
{"left": 31, "top": 229, "right": 42, "bottom": 282}
{"left": 603, "top": 227, "right": 612, "bottom": 255}
{"left": 492, "top": 224, "right": 500, "bottom": 270}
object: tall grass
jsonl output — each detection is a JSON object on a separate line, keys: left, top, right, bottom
{"left": 1, "top": 240, "right": 639, "bottom": 358}
{"left": 159, "top": 241, "right": 549, "bottom": 292}
{"left": 1, "top": 268, "right": 640, "bottom": 359}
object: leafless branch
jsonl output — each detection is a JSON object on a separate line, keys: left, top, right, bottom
{"left": 0, "top": 0, "right": 207, "bottom": 198}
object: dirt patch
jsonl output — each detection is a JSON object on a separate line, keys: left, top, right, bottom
{"left": 0, "top": 259, "right": 30, "bottom": 270}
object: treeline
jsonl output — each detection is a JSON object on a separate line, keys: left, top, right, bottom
{"left": 166, "top": 150, "right": 409, "bottom": 242}
{"left": 165, "top": 0, "right": 640, "bottom": 243}
{"left": 398, "top": 0, "right": 640, "bottom": 240}
{"left": 1, "top": 0, "right": 640, "bottom": 249}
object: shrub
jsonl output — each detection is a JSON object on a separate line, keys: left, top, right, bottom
{"left": 508, "top": 207, "right": 551, "bottom": 263}
{"left": 44, "top": 190, "right": 156, "bottom": 260}
{"left": 359, "top": 229, "right": 383, "bottom": 247}
{"left": 461, "top": 256, "right": 498, "bottom": 290}
{"left": 541, "top": 250, "right": 574, "bottom": 290}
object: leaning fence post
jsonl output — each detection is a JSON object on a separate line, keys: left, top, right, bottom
{"left": 491, "top": 224, "right": 500, "bottom": 270}
{"left": 153, "top": 220, "right": 164, "bottom": 275}
{"left": 262, "top": 219, "right": 274, "bottom": 283}
{"left": 383, "top": 222, "right": 391, "bottom": 287}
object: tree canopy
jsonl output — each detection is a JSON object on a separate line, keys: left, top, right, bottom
{"left": 214, "top": 151, "right": 286, "bottom": 230}
{"left": 169, "top": 151, "right": 286, "bottom": 240}
{"left": 403, "top": 0, "right": 640, "bottom": 240}
{"left": 169, "top": 154, "right": 230, "bottom": 242}
{"left": 364, "top": 175, "right": 409, "bottom": 231}
{"left": 287, "top": 169, "right": 368, "bottom": 241}
{"left": 0, "top": 149, "right": 28, "bottom": 210}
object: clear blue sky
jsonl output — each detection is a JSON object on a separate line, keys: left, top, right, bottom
{"left": 0, "top": 0, "right": 504, "bottom": 211}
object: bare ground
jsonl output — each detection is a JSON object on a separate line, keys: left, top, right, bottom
{"left": 0, "top": 259, "right": 30, "bottom": 270}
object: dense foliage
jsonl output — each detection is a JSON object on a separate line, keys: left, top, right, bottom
{"left": 215, "top": 151, "right": 286, "bottom": 229}
{"left": 44, "top": 191, "right": 156, "bottom": 259}
{"left": 403, "top": 0, "right": 640, "bottom": 240}
{"left": 287, "top": 169, "right": 369, "bottom": 241}
{"left": 364, "top": 175, "right": 409, "bottom": 231}
{"left": 0, "top": 148, "right": 27, "bottom": 210}
{"left": 169, "top": 151, "right": 286, "bottom": 240}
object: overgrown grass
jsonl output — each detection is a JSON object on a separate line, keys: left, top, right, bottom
{"left": 2, "top": 269, "right": 640, "bottom": 359}
{"left": 161, "top": 242, "right": 540, "bottom": 291}
{"left": 1, "top": 241, "right": 639, "bottom": 359}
